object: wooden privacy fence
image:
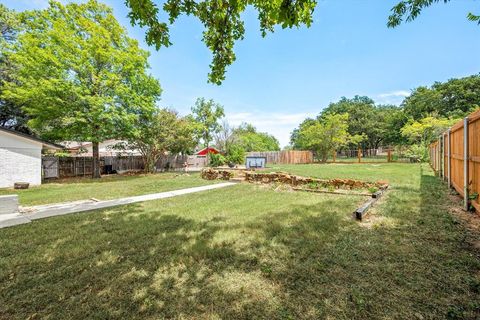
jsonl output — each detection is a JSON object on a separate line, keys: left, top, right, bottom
{"left": 246, "top": 151, "right": 313, "bottom": 164}
{"left": 42, "top": 155, "right": 190, "bottom": 179}
{"left": 429, "top": 109, "right": 480, "bottom": 212}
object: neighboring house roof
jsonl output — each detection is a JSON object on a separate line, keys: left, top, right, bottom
{"left": 60, "top": 139, "right": 120, "bottom": 150}
{"left": 59, "top": 140, "right": 141, "bottom": 157}
{"left": 60, "top": 141, "right": 89, "bottom": 150}
{"left": 196, "top": 147, "right": 220, "bottom": 156}
{"left": 0, "top": 127, "right": 63, "bottom": 150}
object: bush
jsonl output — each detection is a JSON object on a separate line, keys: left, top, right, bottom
{"left": 405, "top": 144, "right": 429, "bottom": 162}
{"left": 209, "top": 153, "right": 226, "bottom": 167}
{"left": 226, "top": 144, "right": 245, "bottom": 165}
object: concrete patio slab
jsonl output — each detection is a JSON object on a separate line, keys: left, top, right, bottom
{"left": 0, "top": 195, "right": 19, "bottom": 215}
{"left": 0, "top": 213, "right": 31, "bottom": 228}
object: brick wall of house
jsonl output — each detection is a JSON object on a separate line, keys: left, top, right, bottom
{"left": 0, "top": 133, "right": 42, "bottom": 188}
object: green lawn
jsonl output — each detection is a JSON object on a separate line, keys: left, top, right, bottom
{"left": 326, "top": 157, "right": 390, "bottom": 163}
{"left": 0, "top": 173, "right": 216, "bottom": 206}
{"left": 268, "top": 162, "right": 414, "bottom": 185}
{"left": 1, "top": 163, "right": 479, "bottom": 319}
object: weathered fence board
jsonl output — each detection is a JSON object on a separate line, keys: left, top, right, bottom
{"left": 245, "top": 151, "right": 313, "bottom": 164}
{"left": 156, "top": 155, "right": 189, "bottom": 171}
{"left": 429, "top": 109, "right": 480, "bottom": 213}
{"left": 42, "top": 157, "right": 59, "bottom": 179}
{"left": 42, "top": 154, "right": 193, "bottom": 179}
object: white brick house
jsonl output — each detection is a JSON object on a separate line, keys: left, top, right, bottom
{"left": 0, "top": 128, "right": 61, "bottom": 189}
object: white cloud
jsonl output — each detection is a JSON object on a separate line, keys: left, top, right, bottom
{"left": 376, "top": 90, "right": 410, "bottom": 105}
{"left": 377, "top": 90, "right": 410, "bottom": 99}
{"left": 225, "top": 111, "right": 315, "bottom": 148}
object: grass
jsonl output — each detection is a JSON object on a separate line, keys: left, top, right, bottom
{"left": 1, "top": 163, "right": 479, "bottom": 319}
{"left": 326, "top": 157, "right": 390, "bottom": 163}
{"left": 268, "top": 162, "right": 413, "bottom": 185}
{"left": 0, "top": 172, "right": 216, "bottom": 206}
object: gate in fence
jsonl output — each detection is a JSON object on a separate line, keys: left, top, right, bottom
{"left": 429, "top": 109, "right": 480, "bottom": 213}
{"left": 42, "top": 157, "right": 59, "bottom": 179}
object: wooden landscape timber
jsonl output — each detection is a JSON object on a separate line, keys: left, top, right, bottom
{"left": 354, "top": 187, "right": 388, "bottom": 220}
{"left": 291, "top": 188, "right": 372, "bottom": 197}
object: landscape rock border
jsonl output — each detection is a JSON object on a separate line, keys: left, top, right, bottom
{"left": 201, "top": 168, "right": 389, "bottom": 192}
{"left": 244, "top": 171, "right": 387, "bottom": 190}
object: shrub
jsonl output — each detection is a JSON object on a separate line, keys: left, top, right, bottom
{"left": 209, "top": 153, "right": 226, "bottom": 167}
{"left": 226, "top": 144, "right": 245, "bottom": 165}
{"left": 405, "top": 144, "right": 429, "bottom": 162}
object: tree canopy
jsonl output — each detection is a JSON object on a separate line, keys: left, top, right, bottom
{"left": 3, "top": 0, "right": 161, "bottom": 177}
{"left": 124, "top": 0, "right": 477, "bottom": 84}
{"left": 400, "top": 116, "right": 457, "bottom": 161}
{"left": 310, "top": 96, "right": 403, "bottom": 150}
{"left": 232, "top": 123, "right": 280, "bottom": 152}
{"left": 289, "top": 72, "right": 480, "bottom": 162}
{"left": 388, "top": 0, "right": 480, "bottom": 28}
{"left": 0, "top": 4, "right": 30, "bottom": 133}
{"left": 402, "top": 75, "right": 480, "bottom": 120}
{"left": 294, "top": 113, "right": 363, "bottom": 162}
{"left": 401, "top": 116, "right": 455, "bottom": 145}
{"left": 125, "top": 0, "right": 317, "bottom": 84}
{"left": 125, "top": 108, "right": 198, "bottom": 173}
{"left": 191, "top": 97, "right": 225, "bottom": 163}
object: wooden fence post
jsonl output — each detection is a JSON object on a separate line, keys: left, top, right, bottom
{"left": 447, "top": 129, "right": 451, "bottom": 188}
{"left": 439, "top": 135, "right": 443, "bottom": 178}
{"left": 436, "top": 141, "right": 440, "bottom": 175}
{"left": 387, "top": 149, "right": 392, "bottom": 162}
{"left": 464, "top": 117, "right": 470, "bottom": 211}
{"left": 333, "top": 151, "right": 336, "bottom": 163}
{"left": 442, "top": 133, "right": 446, "bottom": 181}
{"left": 358, "top": 148, "right": 361, "bottom": 163}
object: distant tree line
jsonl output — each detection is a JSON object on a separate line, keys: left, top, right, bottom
{"left": 290, "top": 74, "right": 480, "bottom": 161}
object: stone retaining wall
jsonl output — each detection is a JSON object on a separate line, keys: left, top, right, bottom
{"left": 201, "top": 168, "right": 234, "bottom": 180}
{"left": 201, "top": 168, "right": 387, "bottom": 190}
{"left": 245, "top": 172, "right": 385, "bottom": 190}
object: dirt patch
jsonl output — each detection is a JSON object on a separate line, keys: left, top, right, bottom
{"left": 448, "top": 194, "right": 480, "bottom": 234}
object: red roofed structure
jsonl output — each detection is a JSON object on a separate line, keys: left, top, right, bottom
{"left": 195, "top": 147, "right": 220, "bottom": 156}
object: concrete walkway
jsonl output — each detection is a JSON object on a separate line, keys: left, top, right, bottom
{"left": 0, "top": 182, "right": 236, "bottom": 229}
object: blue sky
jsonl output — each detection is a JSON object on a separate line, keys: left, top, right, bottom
{"left": 3, "top": 0, "right": 480, "bottom": 146}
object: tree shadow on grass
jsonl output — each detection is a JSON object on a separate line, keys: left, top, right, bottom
{"left": 1, "top": 175, "right": 480, "bottom": 319}
{"left": 0, "top": 199, "right": 354, "bottom": 319}
{"left": 416, "top": 165, "right": 480, "bottom": 319}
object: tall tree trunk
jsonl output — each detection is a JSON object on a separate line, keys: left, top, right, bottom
{"left": 206, "top": 141, "right": 210, "bottom": 166}
{"left": 142, "top": 155, "right": 149, "bottom": 173}
{"left": 148, "top": 154, "right": 156, "bottom": 173}
{"left": 92, "top": 141, "right": 101, "bottom": 179}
